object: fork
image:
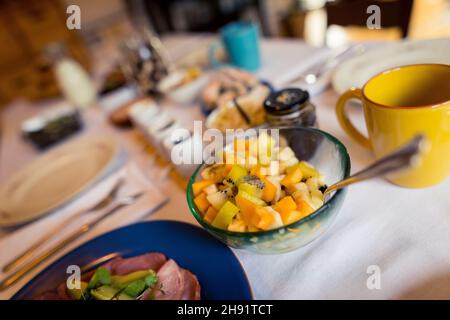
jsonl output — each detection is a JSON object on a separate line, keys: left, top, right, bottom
{"left": 2, "top": 178, "right": 124, "bottom": 273}
{"left": 0, "top": 190, "right": 144, "bottom": 291}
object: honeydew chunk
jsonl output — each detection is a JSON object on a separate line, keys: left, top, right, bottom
{"left": 310, "top": 196, "right": 324, "bottom": 211}
{"left": 310, "top": 190, "right": 324, "bottom": 210}
{"left": 280, "top": 157, "right": 300, "bottom": 172}
{"left": 287, "top": 182, "right": 308, "bottom": 194}
{"left": 206, "top": 191, "right": 228, "bottom": 210}
{"left": 203, "top": 183, "right": 218, "bottom": 195}
{"left": 278, "top": 147, "right": 296, "bottom": 161}
{"left": 292, "top": 190, "right": 315, "bottom": 209}
{"left": 310, "top": 189, "right": 324, "bottom": 200}
{"left": 306, "top": 177, "right": 319, "bottom": 192}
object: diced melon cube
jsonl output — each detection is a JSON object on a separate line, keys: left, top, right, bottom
{"left": 282, "top": 210, "right": 303, "bottom": 225}
{"left": 204, "top": 206, "right": 218, "bottom": 224}
{"left": 274, "top": 196, "right": 297, "bottom": 221}
{"left": 194, "top": 193, "right": 209, "bottom": 213}
{"left": 206, "top": 191, "right": 228, "bottom": 210}
{"left": 252, "top": 207, "right": 275, "bottom": 230}
{"left": 192, "top": 180, "right": 214, "bottom": 196}
{"left": 281, "top": 167, "right": 303, "bottom": 187}
{"left": 278, "top": 147, "right": 296, "bottom": 161}
{"left": 227, "top": 218, "right": 247, "bottom": 232}
{"left": 203, "top": 183, "right": 218, "bottom": 195}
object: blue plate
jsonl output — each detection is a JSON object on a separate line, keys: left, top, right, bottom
{"left": 12, "top": 220, "right": 253, "bottom": 300}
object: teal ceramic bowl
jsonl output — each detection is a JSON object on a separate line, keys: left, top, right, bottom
{"left": 187, "top": 127, "right": 351, "bottom": 254}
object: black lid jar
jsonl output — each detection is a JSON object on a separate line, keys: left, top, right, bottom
{"left": 264, "top": 88, "right": 317, "bottom": 127}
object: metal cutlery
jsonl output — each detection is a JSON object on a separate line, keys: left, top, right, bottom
{"left": 0, "top": 190, "right": 144, "bottom": 291}
{"left": 324, "top": 135, "right": 427, "bottom": 197}
{"left": 289, "top": 44, "right": 366, "bottom": 85}
{"left": 2, "top": 178, "right": 124, "bottom": 273}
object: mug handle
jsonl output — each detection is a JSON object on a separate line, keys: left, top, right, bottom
{"left": 208, "top": 41, "right": 228, "bottom": 69}
{"left": 336, "top": 88, "right": 372, "bottom": 150}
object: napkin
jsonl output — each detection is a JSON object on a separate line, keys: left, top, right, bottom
{"left": 0, "top": 162, "right": 168, "bottom": 299}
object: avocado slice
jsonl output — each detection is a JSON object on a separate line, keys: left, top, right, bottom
{"left": 114, "top": 292, "right": 134, "bottom": 300}
{"left": 122, "top": 279, "right": 147, "bottom": 298}
{"left": 87, "top": 267, "right": 111, "bottom": 289}
{"left": 90, "top": 285, "right": 119, "bottom": 300}
{"left": 67, "top": 281, "right": 88, "bottom": 300}
{"left": 111, "top": 270, "right": 155, "bottom": 289}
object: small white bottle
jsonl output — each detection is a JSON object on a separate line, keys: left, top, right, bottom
{"left": 48, "top": 43, "right": 97, "bottom": 109}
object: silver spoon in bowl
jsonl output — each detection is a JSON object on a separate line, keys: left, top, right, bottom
{"left": 324, "top": 134, "right": 428, "bottom": 198}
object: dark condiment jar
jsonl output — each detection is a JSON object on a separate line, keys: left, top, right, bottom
{"left": 264, "top": 88, "right": 317, "bottom": 127}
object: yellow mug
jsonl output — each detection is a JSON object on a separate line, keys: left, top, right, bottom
{"left": 336, "top": 64, "right": 450, "bottom": 188}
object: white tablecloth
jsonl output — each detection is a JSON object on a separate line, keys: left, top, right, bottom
{"left": 1, "top": 36, "right": 449, "bottom": 299}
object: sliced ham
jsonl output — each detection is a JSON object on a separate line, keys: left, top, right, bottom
{"left": 180, "top": 269, "right": 201, "bottom": 300}
{"left": 38, "top": 291, "right": 61, "bottom": 300}
{"left": 112, "top": 252, "right": 166, "bottom": 275}
{"left": 38, "top": 252, "right": 201, "bottom": 300}
{"left": 141, "top": 259, "right": 184, "bottom": 300}
{"left": 56, "top": 282, "right": 70, "bottom": 300}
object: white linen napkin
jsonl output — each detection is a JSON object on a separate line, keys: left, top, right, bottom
{"left": 0, "top": 162, "right": 168, "bottom": 299}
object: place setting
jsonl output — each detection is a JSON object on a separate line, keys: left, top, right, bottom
{"left": 0, "top": 0, "right": 449, "bottom": 303}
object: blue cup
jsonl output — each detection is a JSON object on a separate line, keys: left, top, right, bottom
{"left": 209, "top": 21, "right": 261, "bottom": 72}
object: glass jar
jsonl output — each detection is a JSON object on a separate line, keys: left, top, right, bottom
{"left": 264, "top": 88, "right": 317, "bottom": 127}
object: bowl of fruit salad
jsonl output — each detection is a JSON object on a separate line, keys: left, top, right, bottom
{"left": 187, "top": 127, "right": 350, "bottom": 254}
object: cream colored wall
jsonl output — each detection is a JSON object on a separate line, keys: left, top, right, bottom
{"left": 409, "top": 0, "right": 450, "bottom": 38}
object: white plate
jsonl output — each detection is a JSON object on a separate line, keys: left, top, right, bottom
{"left": 332, "top": 38, "right": 450, "bottom": 94}
{"left": 0, "top": 136, "right": 118, "bottom": 227}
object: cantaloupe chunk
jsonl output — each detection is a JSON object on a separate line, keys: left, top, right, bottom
{"left": 261, "top": 177, "right": 277, "bottom": 202}
{"left": 282, "top": 210, "right": 303, "bottom": 225}
{"left": 204, "top": 206, "right": 218, "bottom": 224}
{"left": 296, "top": 198, "right": 315, "bottom": 217}
{"left": 274, "top": 196, "right": 297, "bottom": 221}
{"left": 250, "top": 165, "right": 262, "bottom": 177}
{"left": 192, "top": 180, "right": 214, "bottom": 196}
{"left": 235, "top": 192, "right": 264, "bottom": 225}
{"left": 194, "top": 192, "right": 210, "bottom": 213}
{"left": 281, "top": 167, "right": 303, "bottom": 187}
{"left": 228, "top": 218, "right": 247, "bottom": 232}
{"left": 252, "top": 207, "right": 275, "bottom": 230}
